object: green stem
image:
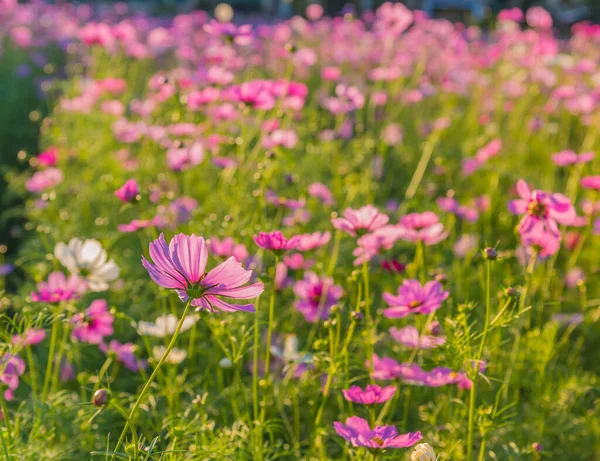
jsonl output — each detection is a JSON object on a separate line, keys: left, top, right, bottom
{"left": 110, "top": 298, "right": 193, "bottom": 460}
{"left": 468, "top": 260, "right": 492, "bottom": 460}
{"left": 111, "top": 401, "right": 139, "bottom": 460}
{"left": 252, "top": 296, "right": 262, "bottom": 460}
{"left": 41, "top": 313, "right": 60, "bottom": 402}
{"left": 362, "top": 261, "right": 374, "bottom": 384}
{"left": 0, "top": 391, "right": 13, "bottom": 447}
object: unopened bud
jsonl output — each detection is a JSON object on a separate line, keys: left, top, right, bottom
{"left": 93, "top": 389, "right": 110, "bottom": 407}
{"left": 482, "top": 247, "right": 498, "bottom": 260}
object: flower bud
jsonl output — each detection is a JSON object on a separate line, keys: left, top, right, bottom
{"left": 482, "top": 247, "right": 498, "bottom": 260}
{"left": 219, "top": 357, "right": 233, "bottom": 369}
{"left": 351, "top": 311, "right": 364, "bottom": 322}
{"left": 504, "top": 287, "right": 519, "bottom": 298}
{"left": 411, "top": 443, "right": 436, "bottom": 461}
{"left": 93, "top": 388, "right": 110, "bottom": 407}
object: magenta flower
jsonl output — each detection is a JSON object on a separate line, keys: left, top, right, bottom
{"left": 421, "top": 367, "right": 472, "bottom": 390}
{"left": 37, "top": 147, "right": 58, "bottom": 167}
{"left": 295, "top": 231, "right": 331, "bottom": 251}
{"left": 581, "top": 176, "right": 600, "bottom": 191}
{"left": 398, "top": 212, "right": 448, "bottom": 245}
{"left": 12, "top": 328, "right": 46, "bottom": 347}
{"left": 25, "top": 167, "right": 63, "bottom": 193}
{"left": 100, "top": 340, "right": 146, "bottom": 372}
{"left": 208, "top": 237, "right": 249, "bottom": 262}
{"left": 283, "top": 253, "right": 314, "bottom": 270}
{"left": 552, "top": 150, "right": 594, "bottom": 166}
{"left": 117, "top": 219, "right": 156, "bottom": 233}
{"left": 115, "top": 179, "right": 140, "bottom": 202}
{"left": 334, "top": 416, "right": 422, "bottom": 450}
{"left": 332, "top": 205, "right": 389, "bottom": 237}
{"left": 71, "top": 299, "right": 114, "bottom": 345}
{"left": 389, "top": 325, "right": 446, "bottom": 349}
{"left": 143, "top": 233, "right": 264, "bottom": 313}
{"left": 383, "top": 280, "right": 449, "bottom": 319}
{"left": 293, "top": 272, "right": 343, "bottom": 322}
{"left": 253, "top": 231, "right": 300, "bottom": 253}
{"left": 521, "top": 227, "right": 561, "bottom": 258}
{"left": 0, "top": 355, "right": 25, "bottom": 400}
{"left": 508, "top": 179, "right": 575, "bottom": 235}
{"left": 31, "top": 272, "right": 87, "bottom": 303}
{"left": 342, "top": 384, "right": 397, "bottom": 405}
{"left": 308, "top": 182, "right": 334, "bottom": 205}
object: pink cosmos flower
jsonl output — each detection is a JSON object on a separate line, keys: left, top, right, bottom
{"left": 253, "top": 231, "right": 300, "bottom": 253}
{"left": 383, "top": 280, "right": 449, "bottom": 319}
{"left": 370, "top": 354, "right": 424, "bottom": 381}
{"left": 421, "top": 367, "right": 472, "bottom": 390}
{"left": 265, "top": 190, "right": 306, "bottom": 209}
{"left": 397, "top": 212, "right": 448, "bottom": 245}
{"left": 31, "top": 272, "right": 87, "bottom": 303}
{"left": 342, "top": 384, "right": 397, "bottom": 405}
{"left": 117, "top": 219, "right": 156, "bottom": 233}
{"left": 26, "top": 167, "right": 63, "bottom": 193}
{"left": 381, "top": 259, "right": 406, "bottom": 273}
{"left": 0, "top": 355, "right": 25, "bottom": 400}
{"left": 552, "top": 150, "right": 595, "bottom": 166}
{"left": 332, "top": 205, "right": 389, "bottom": 237}
{"left": 306, "top": 4, "right": 324, "bottom": 21}
{"left": 295, "top": 231, "right": 331, "bottom": 252}
{"left": 308, "top": 182, "right": 334, "bottom": 206}
{"left": 352, "top": 226, "right": 405, "bottom": 265}
{"left": 521, "top": 227, "right": 561, "bottom": 257}
{"left": 208, "top": 237, "right": 249, "bottom": 262}
{"left": 334, "top": 416, "right": 421, "bottom": 450}
{"left": 37, "top": 147, "right": 58, "bottom": 167}
{"left": 283, "top": 253, "right": 314, "bottom": 270}
{"left": 293, "top": 272, "right": 343, "bottom": 322}
{"left": 100, "top": 340, "right": 146, "bottom": 372}
{"left": 143, "top": 233, "right": 264, "bottom": 313}
{"left": 71, "top": 299, "right": 114, "bottom": 345}
{"left": 581, "top": 176, "right": 600, "bottom": 191}
{"left": 526, "top": 6, "right": 552, "bottom": 30}
{"left": 390, "top": 325, "right": 446, "bottom": 349}
{"left": 508, "top": 179, "right": 575, "bottom": 235}
{"left": 115, "top": 179, "right": 140, "bottom": 202}
{"left": 12, "top": 328, "right": 46, "bottom": 347}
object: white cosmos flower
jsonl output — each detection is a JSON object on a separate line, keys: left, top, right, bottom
{"left": 54, "top": 238, "right": 119, "bottom": 292}
{"left": 152, "top": 346, "right": 187, "bottom": 364}
{"left": 137, "top": 314, "right": 198, "bottom": 337}
{"left": 411, "top": 443, "right": 436, "bottom": 461}
{"left": 271, "top": 334, "right": 312, "bottom": 364}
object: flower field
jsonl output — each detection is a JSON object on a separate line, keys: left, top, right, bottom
{"left": 1, "top": 2, "right": 599, "bottom": 460}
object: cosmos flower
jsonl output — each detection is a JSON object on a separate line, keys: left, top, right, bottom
{"left": 114, "top": 179, "right": 140, "bottom": 202}
{"left": 54, "top": 239, "right": 120, "bottom": 292}
{"left": 152, "top": 346, "right": 187, "bottom": 364}
{"left": 397, "top": 212, "right": 448, "bottom": 245}
{"left": 293, "top": 272, "right": 343, "bottom": 322}
{"left": 581, "top": 176, "right": 600, "bottom": 191}
{"left": 26, "top": 167, "right": 63, "bottom": 193}
{"left": 253, "top": 231, "right": 300, "bottom": 253}
{"left": 0, "top": 355, "right": 25, "bottom": 400}
{"left": 71, "top": 299, "right": 114, "bottom": 345}
{"left": 31, "top": 272, "right": 87, "bottom": 303}
{"left": 37, "top": 147, "right": 58, "bottom": 167}
{"left": 295, "top": 231, "right": 331, "bottom": 251}
{"left": 342, "top": 384, "right": 397, "bottom": 405}
{"left": 383, "top": 280, "right": 449, "bottom": 319}
{"left": 411, "top": 443, "right": 436, "bottom": 461}
{"left": 334, "top": 416, "right": 422, "bottom": 449}
{"left": 100, "top": 340, "right": 146, "bottom": 372}
{"left": 332, "top": 205, "right": 389, "bottom": 237}
{"left": 389, "top": 324, "right": 446, "bottom": 349}
{"left": 142, "top": 233, "right": 264, "bottom": 313}
{"left": 308, "top": 182, "right": 334, "bottom": 205}
{"left": 12, "top": 328, "right": 46, "bottom": 347}
{"left": 508, "top": 179, "right": 575, "bottom": 235}
{"left": 552, "top": 150, "right": 594, "bottom": 166}
{"left": 137, "top": 314, "right": 198, "bottom": 337}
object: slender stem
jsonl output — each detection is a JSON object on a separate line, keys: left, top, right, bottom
{"left": 252, "top": 295, "right": 262, "bottom": 461}
{"left": 110, "top": 298, "right": 193, "bottom": 460}
{"left": 25, "top": 346, "right": 38, "bottom": 401}
{"left": 0, "top": 392, "right": 13, "bottom": 446}
{"left": 0, "top": 423, "right": 10, "bottom": 461}
{"left": 362, "top": 261, "right": 374, "bottom": 384}
{"left": 41, "top": 313, "right": 60, "bottom": 402}
{"left": 111, "top": 401, "right": 139, "bottom": 460}
{"left": 468, "top": 260, "right": 492, "bottom": 460}
{"left": 262, "top": 255, "right": 280, "bottom": 392}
